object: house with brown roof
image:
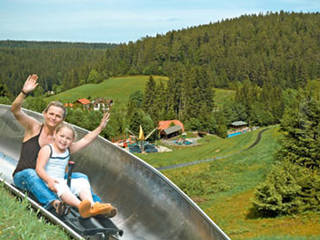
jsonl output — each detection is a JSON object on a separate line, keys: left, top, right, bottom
{"left": 158, "top": 120, "right": 184, "bottom": 139}
{"left": 74, "top": 98, "right": 91, "bottom": 110}
{"left": 66, "top": 97, "right": 113, "bottom": 111}
{"left": 91, "top": 97, "right": 113, "bottom": 111}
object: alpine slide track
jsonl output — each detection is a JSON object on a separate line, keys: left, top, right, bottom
{"left": 0, "top": 104, "right": 230, "bottom": 240}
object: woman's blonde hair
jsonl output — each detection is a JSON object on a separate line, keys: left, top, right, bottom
{"left": 55, "top": 122, "right": 77, "bottom": 140}
{"left": 43, "top": 101, "right": 67, "bottom": 119}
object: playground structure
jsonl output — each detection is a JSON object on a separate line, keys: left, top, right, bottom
{"left": 0, "top": 104, "right": 231, "bottom": 240}
{"left": 125, "top": 126, "right": 158, "bottom": 153}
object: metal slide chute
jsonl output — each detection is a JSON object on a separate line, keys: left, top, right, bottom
{"left": 0, "top": 104, "right": 230, "bottom": 240}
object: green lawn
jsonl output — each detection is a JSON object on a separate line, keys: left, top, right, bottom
{"left": 214, "top": 87, "right": 235, "bottom": 108}
{"left": 138, "top": 126, "right": 268, "bottom": 168}
{"left": 46, "top": 75, "right": 168, "bottom": 107}
{"left": 138, "top": 127, "right": 320, "bottom": 240}
{"left": 46, "top": 76, "right": 234, "bottom": 111}
{"left": 0, "top": 183, "right": 69, "bottom": 240}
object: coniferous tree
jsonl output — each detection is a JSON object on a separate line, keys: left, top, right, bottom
{"left": 143, "top": 75, "right": 157, "bottom": 121}
{"left": 155, "top": 81, "right": 167, "bottom": 121}
{"left": 166, "top": 63, "right": 186, "bottom": 119}
{"left": 129, "top": 109, "right": 154, "bottom": 137}
{"left": 253, "top": 94, "right": 320, "bottom": 216}
{"left": 127, "top": 90, "right": 144, "bottom": 118}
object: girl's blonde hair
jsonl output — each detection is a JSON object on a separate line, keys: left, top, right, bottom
{"left": 55, "top": 122, "right": 77, "bottom": 140}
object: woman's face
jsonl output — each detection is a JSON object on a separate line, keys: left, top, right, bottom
{"left": 43, "top": 106, "right": 64, "bottom": 128}
{"left": 54, "top": 127, "right": 74, "bottom": 151}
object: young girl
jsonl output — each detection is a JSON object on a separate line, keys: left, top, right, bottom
{"left": 36, "top": 115, "right": 117, "bottom": 218}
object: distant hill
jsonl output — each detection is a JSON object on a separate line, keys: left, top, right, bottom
{"left": 46, "top": 75, "right": 234, "bottom": 111}
{"left": 0, "top": 40, "right": 116, "bottom": 49}
{"left": 46, "top": 75, "right": 169, "bottom": 106}
{"left": 99, "top": 12, "right": 320, "bottom": 89}
{"left": 0, "top": 40, "right": 117, "bottom": 96}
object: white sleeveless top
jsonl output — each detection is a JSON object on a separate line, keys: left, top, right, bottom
{"left": 45, "top": 144, "right": 70, "bottom": 179}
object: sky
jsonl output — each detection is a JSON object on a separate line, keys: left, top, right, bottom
{"left": 0, "top": 0, "right": 319, "bottom": 44}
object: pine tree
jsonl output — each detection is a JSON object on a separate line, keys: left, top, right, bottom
{"left": 253, "top": 95, "right": 320, "bottom": 216}
{"left": 127, "top": 90, "right": 144, "bottom": 118}
{"left": 279, "top": 97, "right": 320, "bottom": 169}
{"left": 143, "top": 75, "right": 157, "bottom": 121}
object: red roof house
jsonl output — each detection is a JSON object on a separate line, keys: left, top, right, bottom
{"left": 158, "top": 120, "right": 184, "bottom": 132}
{"left": 77, "top": 98, "right": 91, "bottom": 105}
{"left": 158, "top": 120, "right": 184, "bottom": 138}
{"left": 73, "top": 98, "right": 91, "bottom": 110}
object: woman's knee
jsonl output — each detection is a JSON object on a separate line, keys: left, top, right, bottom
{"left": 24, "top": 169, "right": 38, "bottom": 178}
{"left": 13, "top": 169, "right": 38, "bottom": 187}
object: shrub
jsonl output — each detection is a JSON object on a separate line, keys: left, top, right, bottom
{"left": 253, "top": 161, "right": 320, "bottom": 216}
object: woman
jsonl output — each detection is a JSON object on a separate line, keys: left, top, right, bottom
{"left": 11, "top": 74, "right": 108, "bottom": 215}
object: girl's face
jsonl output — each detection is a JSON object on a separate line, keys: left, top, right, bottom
{"left": 54, "top": 127, "right": 74, "bottom": 151}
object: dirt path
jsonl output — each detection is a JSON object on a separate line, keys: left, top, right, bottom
{"left": 157, "top": 128, "right": 270, "bottom": 171}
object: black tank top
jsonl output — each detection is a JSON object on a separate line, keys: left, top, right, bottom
{"left": 12, "top": 125, "right": 43, "bottom": 177}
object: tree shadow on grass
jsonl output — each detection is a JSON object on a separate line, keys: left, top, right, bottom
{"left": 246, "top": 206, "right": 279, "bottom": 220}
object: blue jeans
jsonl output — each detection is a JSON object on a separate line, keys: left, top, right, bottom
{"left": 14, "top": 168, "right": 57, "bottom": 209}
{"left": 14, "top": 169, "right": 101, "bottom": 209}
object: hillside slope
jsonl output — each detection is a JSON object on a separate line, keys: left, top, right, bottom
{"left": 46, "top": 75, "right": 169, "bottom": 106}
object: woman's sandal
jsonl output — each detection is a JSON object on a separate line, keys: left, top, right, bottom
{"left": 53, "top": 201, "right": 67, "bottom": 216}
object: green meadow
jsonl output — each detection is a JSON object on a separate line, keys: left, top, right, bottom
{"left": 214, "top": 87, "right": 235, "bottom": 108}
{"left": 137, "top": 127, "right": 265, "bottom": 168}
{"left": 46, "top": 75, "right": 169, "bottom": 106}
{"left": 46, "top": 75, "right": 235, "bottom": 110}
{"left": 139, "top": 126, "right": 320, "bottom": 239}
{"left": 0, "top": 184, "right": 69, "bottom": 240}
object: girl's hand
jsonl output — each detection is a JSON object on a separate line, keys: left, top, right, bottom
{"left": 47, "top": 178, "right": 59, "bottom": 193}
{"left": 99, "top": 112, "right": 110, "bottom": 129}
{"left": 22, "top": 74, "right": 38, "bottom": 94}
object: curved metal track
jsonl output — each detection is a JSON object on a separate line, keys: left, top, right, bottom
{"left": 0, "top": 104, "right": 230, "bottom": 240}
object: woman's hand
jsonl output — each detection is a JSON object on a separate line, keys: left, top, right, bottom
{"left": 22, "top": 74, "right": 38, "bottom": 94}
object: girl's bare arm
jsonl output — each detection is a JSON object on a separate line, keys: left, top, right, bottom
{"left": 36, "top": 145, "right": 58, "bottom": 193}
{"left": 70, "top": 112, "right": 110, "bottom": 154}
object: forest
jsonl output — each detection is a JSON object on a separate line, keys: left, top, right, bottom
{"left": 0, "top": 40, "right": 115, "bottom": 97}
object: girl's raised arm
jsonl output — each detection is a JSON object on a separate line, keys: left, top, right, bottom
{"left": 70, "top": 112, "right": 110, "bottom": 154}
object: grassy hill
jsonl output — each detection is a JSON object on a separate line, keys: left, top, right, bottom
{"left": 138, "top": 127, "right": 320, "bottom": 240}
{"left": 46, "top": 75, "right": 169, "bottom": 106}
{"left": 46, "top": 75, "right": 235, "bottom": 110}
